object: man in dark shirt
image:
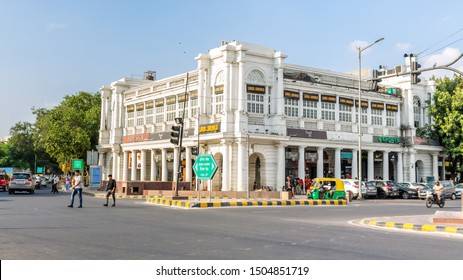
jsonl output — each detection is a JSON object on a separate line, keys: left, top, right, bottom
{"left": 103, "top": 174, "right": 117, "bottom": 207}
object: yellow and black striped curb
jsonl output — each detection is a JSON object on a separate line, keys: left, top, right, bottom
{"left": 359, "top": 219, "right": 463, "bottom": 235}
{"left": 146, "top": 197, "right": 347, "bottom": 208}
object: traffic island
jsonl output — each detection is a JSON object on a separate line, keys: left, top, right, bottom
{"left": 359, "top": 217, "right": 463, "bottom": 235}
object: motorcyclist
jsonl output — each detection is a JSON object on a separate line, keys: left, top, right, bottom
{"left": 432, "top": 181, "right": 444, "bottom": 203}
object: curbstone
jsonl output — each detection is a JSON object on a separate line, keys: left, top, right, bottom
{"left": 359, "top": 218, "right": 463, "bottom": 236}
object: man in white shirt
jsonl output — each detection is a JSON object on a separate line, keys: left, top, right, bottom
{"left": 68, "top": 170, "right": 83, "bottom": 208}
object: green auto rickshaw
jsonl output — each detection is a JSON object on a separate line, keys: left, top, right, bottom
{"left": 307, "top": 178, "right": 346, "bottom": 200}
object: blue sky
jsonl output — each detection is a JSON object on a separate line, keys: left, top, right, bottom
{"left": 1, "top": 0, "right": 463, "bottom": 137}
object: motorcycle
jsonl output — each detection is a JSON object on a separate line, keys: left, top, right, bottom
{"left": 425, "top": 190, "right": 445, "bottom": 208}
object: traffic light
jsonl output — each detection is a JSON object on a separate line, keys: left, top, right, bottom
{"left": 411, "top": 61, "right": 422, "bottom": 84}
{"left": 170, "top": 125, "right": 181, "bottom": 145}
{"left": 191, "top": 146, "right": 198, "bottom": 156}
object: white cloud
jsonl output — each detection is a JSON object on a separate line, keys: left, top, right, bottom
{"left": 46, "top": 23, "right": 68, "bottom": 32}
{"left": 421, "top": 47, "right": 463, "bottom": 79}
{"left": 348, "top": 40, "right": 368, "bottom": 53}
{"left": 396, "top": 42, "right": 412, "bottom": 52}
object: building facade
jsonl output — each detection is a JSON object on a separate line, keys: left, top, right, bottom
{"left": 97, "top": 41, "right": 446, "bottom": 191}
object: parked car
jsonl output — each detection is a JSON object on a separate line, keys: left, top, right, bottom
{"left": 454, "top": 183, "right": 463, "bottom": 199}
{"left": 0, "top": 173, "right": 10, "bottom": 191}
{"left": 8, "top": 172, "right": 34, "bottom": 194}
{"left": 361, "top": 181, "right": 378, "bottom": 198}
{"left": 397, "top": 182, "right": 420, "bottom": 199}
{"left": 368, "top": 180, "right": 400, "bottom": 199}
{"left": 342, "top": 179, "right": 360, "bottom": 199}
{"left": 423, "top": 181, "right": 457, "bottom": 200}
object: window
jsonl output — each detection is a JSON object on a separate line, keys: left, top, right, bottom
{"left": 145, "top": 108, "right": 153, "bottom": 124}
{"left": 247, "top": 93, "right": 264, "bottom": 114}
{"left": 126, "top": 106, "right": 135, "bottom": 127}
{"left": 355, "top": 107, "right": 368, "bottom": 124}
{"left": 285, "top": 98, "right": 299, "bottom": 117}
{"left": 303, "top": 100, "right": 317, "bottom": 119}
{"left": 166, "top": 103, "right": 176, "bottom": 122}
{"left": 386, "top": 110, "right": 397, "bottom": 127}
{"left": 178, "top": 99, "right": 189, "bottom": 118}
{"left": 413, "top": 96, "right": 421, "bottom": 128}
{"left": 190, "top": 98, "right": 198, "bottom": 118}
{"left": 339, "top": 104, "right": 352, "bottom": 122}
{"left": 155, "top": 106, "right": 164, "bottom": 123}
{"left": 371, "top": 109, "right": 383, "bottom": 125}
{"left": 321, "top": 102, "right": 335, "bottom": 121}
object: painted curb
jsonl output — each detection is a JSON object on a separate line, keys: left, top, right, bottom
{"left": 359, "top": 219, "right": 463, "bottom": 235}
{"left": 146, "top": 197, "right": 347, "bottom": 208}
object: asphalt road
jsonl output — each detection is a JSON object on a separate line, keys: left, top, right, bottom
{"left": 0, "top": 188, "right": 462, "bottom": 260}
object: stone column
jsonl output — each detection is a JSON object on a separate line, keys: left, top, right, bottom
{"left": 397, "top": 152, "right": 404, "bottom": 182}
{"left": 409, "top": 151, "right": 416, "bottom": 182}
{"left": 335, "top": 148, "right": 341, "bottom": 179}
{"left": 277, "top": 144, "right": 286, "bottom": 190}
{"left": 173, "top": 147, "right": 179, "bottom": 182}
{"left": 161, "top": 148, "right": 167, "bottom": 181}
{"left": 221, "top": 142, "right": 230, "bottom": 191}
{"left": 298, "top": 146, "right": 306, "bottom": 182}
{"left": 383, "top": 151, "right": 389, "bottom": 180}
{"left": 185, "top": 146, "right": 192, "bottom": 185}
{"left": 151, "top": 149, "right": 157, "bottom": 181}
{"left": 98, "top": 152, "right": 105, "bottom": 167}
{"left": 140, "top": 149, "right": 147, "bottom": 181}
{"left": 131, "top": 150, "right": 137, "bottom": 181}
{"left": 111, "top": 152, "right": 117, "bottom": 180}
{"left": 122, "top": 151, "right": 128, "bottom": 182}
{"left": 441, "top": 156, "right": 446, "bottom": 180}
{"left": 432, "top": 153, "right": 439, "bottom": 181}
{"left": 368, "top": 150, "right": 374, "bottom": 180}
{"left": 237, "top": 141, "right": 246, "bottom": 191}
{"left": 317, "top": 147, "right": 324, "bottom": 178}
{"left": 352, "top": 149, "right": 358, "bottom": 179}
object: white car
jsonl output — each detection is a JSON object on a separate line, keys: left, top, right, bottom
{"left": 456, "top": 183, "right": 463, "bottom": 199}
{"left": 342, "top": 179, "right": 360, "bottom": 199}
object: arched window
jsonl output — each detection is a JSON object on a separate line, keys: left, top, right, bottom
{"left": 246, "top": 69, "right": 266, "bottom": 114}
{"left": 213, "top": 71, "right": 224, "bottom": 114}
{"left": 413, "top": 96, "right": 421, "bottom": 128}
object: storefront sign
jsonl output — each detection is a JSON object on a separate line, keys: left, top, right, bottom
{"left": 413, "top": 136, "right": 440, "bottom": 146}
{"left": 190, "top": 90, "right": 198, "bottom": 100}
{"left": 303, "top": 93, "right": 319, "bottom": 101}
{"left": 145, "top": 100, "right": 154, "bottom": 109}
{"left": 199, "top": 123, "right": 221, "bottom": 134}
{"left": 214, "top": 85, "right": 224, "bottom": 94}
{"left": 127, "top": 105, "right": 135, "bottom": 113}
{"left": 136, "top": 102, "right": 144, "bottom": 111}
{"left": 284, "top": 90, "right": 299, "bottom": 99}
{"left": 321, "top": 95, "right": 336, "bottom": 103}
{"left": 341, "top": 152, "right": 352, "bottom": 159}
{"left": 373, "top": 136, "right": 401, "bottom": 144}
{"left": 374, "top": 152, "right": 383, "bottom": 162}
{"left": 355, "top": 100, "right": 369, "bottom": 108}
{"left": 371, "top": 102, "right": 385, "bottom": 110}
{"left": 155, "top": 98, "right": 164, "bottom": 107}
{"left": 166, "top": 95, "right": 176, "bottom": 105}
{"left": 339, "top": 97, "right": 354, "bottom": 106}
{"left": 386, "top": 104, "right": 398, "bottom": 111}
{"left": 287, "top": 128, "right": 327, "bottom": 139}
{"left": 122, "top": 133, "right": 149, "bottom": 143}
{"left": 247, "top": 84, "right": 266, "bottom": 94}
{"left": 177, "top": 94, "right": 189, "bottom": 103}
{"left": 148, "top": 128, "right": 195, "bottom": 141}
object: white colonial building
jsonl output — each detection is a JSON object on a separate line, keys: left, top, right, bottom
{"left": 97, "top": 41, "right": 447, "bottom": 192}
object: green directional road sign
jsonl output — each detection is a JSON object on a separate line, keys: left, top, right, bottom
{"left": 72, "top": 159, "right": 85, "bottom": 171}
{"left": 193, "top": 154, "right": 218, "bottom": 180}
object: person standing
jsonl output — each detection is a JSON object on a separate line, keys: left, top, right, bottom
{"left": 68, "top": 170, "right": 83, "bottom": 208}
{"left": 52, "top": 174, "right": 60, "bottom": 193}
{"left": 103, "top": 174, "right": 116, "bottom": 207}
{"left": 65, "top": 173, "right": 71, "bottom": 191}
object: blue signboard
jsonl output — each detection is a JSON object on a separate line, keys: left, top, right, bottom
{"left": 90, "top": 166, "right": 102, "bottom": 187}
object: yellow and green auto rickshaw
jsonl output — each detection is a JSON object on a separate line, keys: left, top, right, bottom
{"left": 307, "top": 178, "right": 346, "bottom": 200}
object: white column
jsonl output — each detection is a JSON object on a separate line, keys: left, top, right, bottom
{"left": 150, "top": 150, "right": 157, "bottom": 181}
{"left": 222, "top": 143, "right": 230, "bottom": 191}
{"left": 186, "top": 146, "right": 192, "bottom": 185}
{"left": 441, "top": 156, "right": 446, "bottom": 180}
{"left": 276, "top": 67, "right": 285, "bottom": 115}
{"left": 161, "top": 148, "right": 167, "bottom": 181}
{"left": 317, "top": 147, "right": 324, "bottom": 178}
{"left": 111, "top": 152, "right": 117, "bottom": 180}
{"left": 122, "top": 151, "right": 128, "bottom": 181}
{"left": 140, "top": 149, "right": 147, "bottom": 181}
{"left": 409, "top": 151, "right": 416, "bottom": 182}
{"left": 298, "top": 146, "right": 305, "bottom": 182}
{"left": 335, "top": 148, "right": 341, "bottom": 179}
{"left": 432, "top": 153, "right": 439, "bottom": 180}
{"left": 352, "top": 149, "right": 358, "bottom": 179}
{"left": 237, "top": 141, "right": 246, "bottom": 191}
{"left": 98, "top": 152, "right": 104, "bottom": 167}
{"left": 173, "top": 147, "right": 179, "bottom": 182}
{"left": 383, "top": 151, "right": 389, "bottom": 180}
{"left": 397, "top": 152, "right": 404, "bottom": 182}
{"left": 277, "top": 144, "right": 286, "bottom": 190}
{"left": 131, "top": 150, "right": 137, "bottom": 181}
{"left": 368, "top": 150, "right": 374, "bottom": 180}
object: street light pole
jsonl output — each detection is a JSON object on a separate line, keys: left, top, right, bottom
{"left": 357, "top": 37, "right": 384, "bottom": 200}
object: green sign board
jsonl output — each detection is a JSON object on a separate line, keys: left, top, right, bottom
{"left": 193, "top": 154, "right": 218, "bottom": 180}
{"left": 72, "top": 159, "right": 85, "bottom": 171}
{"left": 36, "top": 167, "right": 44, "bottom": 174}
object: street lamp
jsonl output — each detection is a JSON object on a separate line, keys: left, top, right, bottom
{"left": 357, "top": 37, "right": 384, "bottom": 200}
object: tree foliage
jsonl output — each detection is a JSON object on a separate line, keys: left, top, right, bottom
{"left": 34, "top": 92, "right": 101, "bottom": 165}
{"left": 8, "top": 122, "right": 35, "bottom": 170}
{"left": 428, "top": 75, "right": 463, "bottom": 177}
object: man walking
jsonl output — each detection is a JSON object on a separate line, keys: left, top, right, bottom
{"left": 68, "top": 170, "right": 83, "bottom": 208}
{"left": 103, "top": 174, "right": 116, "bottom": 207}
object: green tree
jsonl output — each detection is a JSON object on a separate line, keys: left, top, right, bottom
{"left": 8, "top": 122, "right": 35, "bottom": 170}
{"left": 34, "top": 92, "right": 101, "bottom": 165}
{"left": 0, "top": 141, "right": 12, "bottom": 167}
{"left": 428, "top": 75, "right": 463, "bottom": 179}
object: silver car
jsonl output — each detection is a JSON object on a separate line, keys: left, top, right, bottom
{"left": 8, "top": 172, "right": 34, "bottom": 194}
